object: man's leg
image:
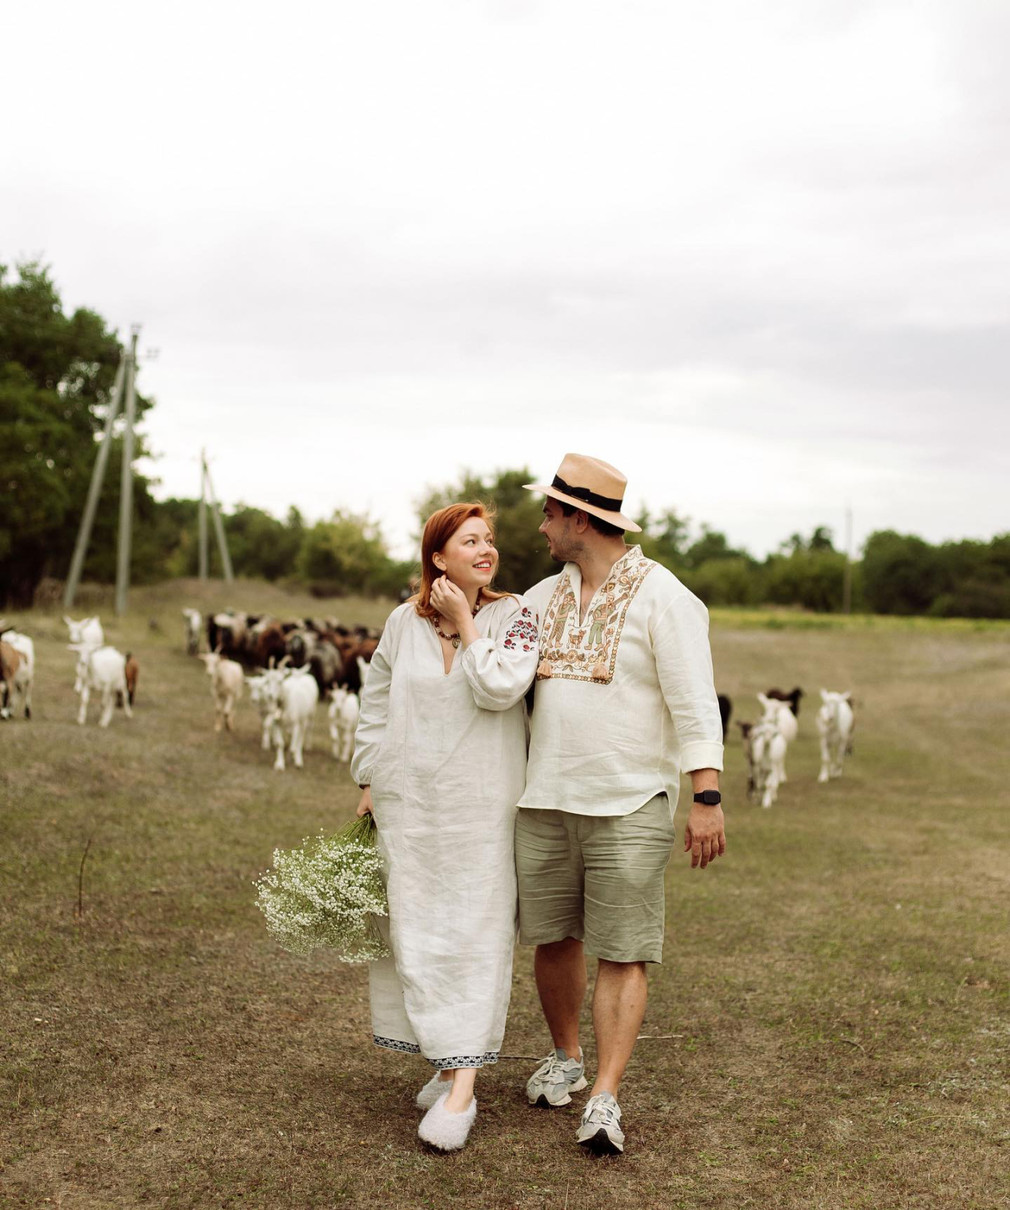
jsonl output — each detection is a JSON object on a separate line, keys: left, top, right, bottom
{"left": 534, "top": 936, "right": 587, "bottom": 1059}
{"left": 590, "top": 959, "right": 648, "bottom": 1097}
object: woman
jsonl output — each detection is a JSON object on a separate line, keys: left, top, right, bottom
{"left": 351, "top": 503, "right": 539, "bottom": 1151}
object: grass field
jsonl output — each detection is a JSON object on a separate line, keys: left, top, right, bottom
{"left": 2, "top": 580, "right": 1009, "bottom": 1209}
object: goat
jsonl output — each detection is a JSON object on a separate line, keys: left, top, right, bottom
{"left": 817, "top": 690, "right": 855, "bottom": 782}
{"left": 764, "top": 686, "right": 804, "bottom": 717}
{"left": 124, "top": 653, "right": 139, "bottom": 707}
{"left": 246, "top": 670, "right": 278, "bottom": 751}
{"left": 260, "top": 666, "right": 319, "bottom": 771}
{"left": 182, "top": 608, "right": 202, "bottom": 655}
{"left": 0, "top": 629, "right": 34, "bottom": 720}
{"left": 71, "top": 644, "right": 131, "bottom": 727}
{"left": 328, "top": 686, "right": 360, "bottom": 762}
{"left": 740, "top": 718, "right": 787, "bottom": 809}
{"left": 717, "top": 693, "right": 732, "bottom": 742}
{"left": 198, "top": 652, "right": 244, "bottom": 732}
{"left": 0, "top": 641, "right": 21, "bottom": 720}
{"left": 64, "top": 615, "right": 105, "bottom": 649}
{"left": 758, "top": 692, "right": 799, "bottom": 751}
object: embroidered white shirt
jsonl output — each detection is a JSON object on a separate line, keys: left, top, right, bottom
{"left": 519, "top": 545, "right": 724, "bottom": 817}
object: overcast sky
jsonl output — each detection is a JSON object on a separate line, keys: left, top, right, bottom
{"left": 5, "top": 0, "right": 1008, "bottom": 561}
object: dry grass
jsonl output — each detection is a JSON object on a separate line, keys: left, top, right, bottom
{"left": 2, "top": 583, "right": 1009, "bottom": 1209}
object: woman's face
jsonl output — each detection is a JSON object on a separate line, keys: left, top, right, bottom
{"left": 434, "top": 516, "right": 499, "bottom": 594}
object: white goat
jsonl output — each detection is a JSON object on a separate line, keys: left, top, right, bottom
{"left": 817, "top": 690, "right": 855, "bottom": 783}
{"left": 199, "top": 652, "right": 244, "bottom": 732}
{"left": 182, "top": 608, "right": 202, "bottom": 655}
{"left": 64, "top": 615, "right": 105, "bottom": 648}
{"left": 246, "top": 672, "right": 276, "bottom": 751}
{"left": 263, "top": 666, "right": 319, "bottom": 771}
{"left": 0, "top": 630, "right": 34, "bottom": 719}
{"left": 328, "top": 686, "right": 360, "bottom": 762}
{"left": 741, "top": 719, "right": 788, "bottom": 809}
{"left": 71, "top": 644, "right": 131, "bottom": 727}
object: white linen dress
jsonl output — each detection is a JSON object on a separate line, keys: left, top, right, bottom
{"left": 350, "top": 595, "right": 539, "bottom": 1069}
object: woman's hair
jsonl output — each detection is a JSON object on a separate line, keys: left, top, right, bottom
{"left": 413, "top": 502, "right": 511, "bottom": 619}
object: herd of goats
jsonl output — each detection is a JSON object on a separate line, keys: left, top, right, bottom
{"left": 0, "top": 609, "right": 856, "bottom": 800}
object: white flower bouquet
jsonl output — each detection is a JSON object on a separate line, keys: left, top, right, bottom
{"left": 255, "top": 814, "right": 391, "bottom": 962}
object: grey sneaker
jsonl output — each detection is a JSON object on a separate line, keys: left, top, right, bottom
{"left": 576, "top": 1092, "right": 625, "bottom": 1155}
{"left": 526, "top": 1048, "right": 588, "bottom": 1107}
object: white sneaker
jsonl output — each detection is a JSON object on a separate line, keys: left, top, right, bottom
{"left": 416, "top": 1072, "right": 453, "bottom": 1110}
{"left": 576, "top": 1092, "right": 625, "bottom": 1155}
{"left": 526, "top": 1048, "right": 588, "bottom": 1107}
{"left": 417, "top": 1092, "right": 477, "bottom": 1151}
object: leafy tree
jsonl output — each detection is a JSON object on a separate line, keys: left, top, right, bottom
{"left": 225, "top": 504, "right": 303, "bottom": 581}
{"left": 686, "top": 557, "right": 763, "bottom": 606}
{"left": 297, "top": 510, "right": 402, "bottom": 597}
{"left": 862, "top": 530, "right": 943, "bottom": 615}
{"left": 636, "top": 508, "right": 691, "bottom": 571}
{"left": 684, "top": 526, "right": 753, "bottom": 571}
{"left": 0, "top": 260, "right": 156, "bottom": 605}
{"left": 764, "top": 548, "right": 848, "bottom": 612}
{"left": 415, "top": 468, "right": 556, "bottom": 592}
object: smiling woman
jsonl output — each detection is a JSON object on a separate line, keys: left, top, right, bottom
{"left": 350, "top": 502, "right": 540, "bottom": 1152}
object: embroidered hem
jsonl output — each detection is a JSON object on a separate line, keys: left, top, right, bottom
{"left": 372, "top": 1036, "right": 500, "bottom": 1069}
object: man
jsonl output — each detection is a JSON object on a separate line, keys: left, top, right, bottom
{"left": 516, "top": 452, "right": 726, "bottom": 1156}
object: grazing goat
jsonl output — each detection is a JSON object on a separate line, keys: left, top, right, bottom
{"left": 0, "top": 640, "right": 21, "bottom": 720}
{"left": 717, "top": 693, "right": 732, "bottom": 742}
{"left": 261, "top": 666, "right": 319, "bottom": 771}
{"left": 764, "top": 686, "right": 804, "bottom": 717}
{"left": 64, "top": 615, "right": 105, "bottom": 648}
{"left": 817, "top": 690, "right": 855, "bottom": 783}
{"left": 124, "top": 653, "right": 139, "bottom": 707}
{"left": 739, "top": 718, "right": 787, "bottom": 809}
{"left": 71, "top": 644, "right": 131, "bottom": 727}
{"left": 0, "top": 629, "right": 34, "bottom": 719}
{"left": 328, "top": 686, "right": 360, "bottom": 762}
{"left": 199, "top": 652, "right": 244, "bottom": 732}
{"left": 182, "top": 608, "right": 202, "bottom": 655}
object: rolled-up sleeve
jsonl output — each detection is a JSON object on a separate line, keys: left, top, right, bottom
{"left": 653, "top": 593, "right": 725, "bottom": 773}
{"left": 460, "top": 596, "right": 539, "bottom": 711}
{"left": 350, "top": 632, "right": 393, "bottom": 786}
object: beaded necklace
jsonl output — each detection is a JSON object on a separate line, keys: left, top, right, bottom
{"left": 432, "top": 591, "right": 483, "bottom": 648}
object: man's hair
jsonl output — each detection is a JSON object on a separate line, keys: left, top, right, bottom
{"left": 559, "top": 501, "right": 625, "bottom": 539}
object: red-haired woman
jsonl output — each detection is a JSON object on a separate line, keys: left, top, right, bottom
{"left": 351, "top": 503, "right": 539, "bottom": 1151}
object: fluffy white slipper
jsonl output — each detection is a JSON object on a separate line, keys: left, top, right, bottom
{"left": 416, "top": 1072, "right": 453, "bottom": 1110}
{"left": 417, "top": 1092, "right": 477, "bottom": 1151}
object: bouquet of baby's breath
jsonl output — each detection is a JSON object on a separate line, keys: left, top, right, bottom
{"left": 255, "top": 814, "right": 390, "bottom": 962}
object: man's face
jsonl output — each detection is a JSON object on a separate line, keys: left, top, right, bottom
{"left": 539, "top": 498, "right": 581, "bottom": 564}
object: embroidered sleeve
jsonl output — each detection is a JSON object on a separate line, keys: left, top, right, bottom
{"left": 460, "top": 599, "right": 540, "bottom": 711}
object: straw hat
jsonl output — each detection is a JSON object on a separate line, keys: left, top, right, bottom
{"left": 524, "top": 453, "right": 642, "bottom": 533}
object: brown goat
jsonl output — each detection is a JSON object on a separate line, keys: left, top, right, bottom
{"left": 0, "top": 640, "right": 21, "bottom": 718}
{"left": 125, "top": 653, "right": 139, "bottom": 706}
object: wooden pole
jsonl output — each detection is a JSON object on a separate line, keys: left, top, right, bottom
{"left": 203, "top": 460, "right": 234, "bottom": 584}
{"left": 64, "top": 354, "right": 126, "bottom": 608}
{"left": 115, "top": 329, "right": 140, "bottom": 616}
{"left": 198, "top": 450, "right": 209, "bottom": 581}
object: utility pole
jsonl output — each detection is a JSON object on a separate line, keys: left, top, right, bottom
{"left": 64, "top": 353, "right": 127, "bottom": 609}
{"left": 114, "top": 328, "right": 141, "bottom": 616}
{"left": 842, "top": 505, "right": 853, "bottom": 614}
{"left": 202, "top": 454, "right": 234, "bottom": 583}
{"left": 198, "top": 449, "right": 209, "bottom": 581}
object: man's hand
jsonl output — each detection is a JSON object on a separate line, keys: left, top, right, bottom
{"left": 683, "top": 803, "right": 726, "bottom": 869}
{"left": 356, "top": 786, "right": 373, "bottom": 817}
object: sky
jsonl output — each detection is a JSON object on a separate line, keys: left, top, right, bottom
{"left": 5, "top": 0, "right": 1008, "bottom": 561}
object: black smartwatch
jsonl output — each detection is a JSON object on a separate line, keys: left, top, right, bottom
{"left": 693, "top": 790, "right": 722, "bottom": 806}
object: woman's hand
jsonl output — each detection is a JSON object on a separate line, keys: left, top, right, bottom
{"left": 356, "top": 786, "right": 373, "bottom": 817}
{"left": 430, "top": 575, "right": 471, "bottom": 629}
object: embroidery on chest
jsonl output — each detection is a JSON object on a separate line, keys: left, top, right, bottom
{"left": 536, "top": 555, "right": 655, "bottom": 684}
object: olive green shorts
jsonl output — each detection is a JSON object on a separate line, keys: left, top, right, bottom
{"left": 514, "top": 793, "right": 675, "bottom": 965}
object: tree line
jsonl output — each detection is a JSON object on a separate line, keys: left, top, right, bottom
{"left": 3, "top": 260, "right": 1008, "bottom": 617}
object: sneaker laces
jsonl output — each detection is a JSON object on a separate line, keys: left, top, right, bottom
{"left": 534, "top": 1052, "right": 580, "bottom": 1087}
{"left": 584, "top": 1095, "right": 620, "bottom": 1127}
